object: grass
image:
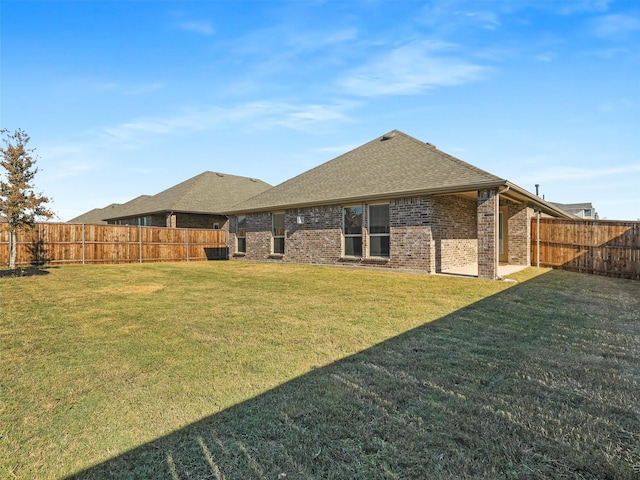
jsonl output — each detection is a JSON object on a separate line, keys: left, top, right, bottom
{"left": 1, "top": 262, "right": 638, "bottom": 479}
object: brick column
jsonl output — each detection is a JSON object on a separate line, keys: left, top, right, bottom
{"left": 427, "top": 226, "right": 436, "bottom": 274}
{"left": 477, "top": 188, "right": 499, "bottom": 279}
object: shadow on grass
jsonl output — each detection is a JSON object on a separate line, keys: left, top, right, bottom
{"left": 68, "top": 270, "right": 639, "bottom": 480}
{"left": 0, "top": 266, "right": 51, "bottom": 278}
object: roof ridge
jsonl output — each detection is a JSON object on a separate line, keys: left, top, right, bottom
{"left": 393, "top": 130, "right": 503, "bottom": 182}
{"left": 167, "top": 171, "right": 211, "bottom": 210}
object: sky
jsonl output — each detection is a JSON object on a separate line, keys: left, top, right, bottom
{"left": 1, "top": 0, "right": 639, "bottom": 221}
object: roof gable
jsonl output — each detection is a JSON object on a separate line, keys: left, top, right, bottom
{"left": 68, "top": 203, "right": 121, "bottom": 224}
{"left": 228, "top": 130, "right": 504, "bottom": 212}
{"left": 97, "top": 172, "right": 271, "bottom": 221}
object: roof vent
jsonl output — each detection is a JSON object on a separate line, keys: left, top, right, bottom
{"left": 250, "top": 178, "right": 258, "bottom": 182}
{"left": 381, "top": 132, "right": 396, "bottom": 141}
{"left": 425, "top": 142, "right": 436, "bottom": 148}
{"left": 216, "top": 172, "right": 224, "bottom": 177}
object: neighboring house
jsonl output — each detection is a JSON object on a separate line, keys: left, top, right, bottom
{"left": 68, "top": 202, "right": 140, "bottom": 225}
{"left": 551, "top": 202, "right": 598, "bottom": 219}
{"left": 225, "top": 130, "right": 570, "bottom": 279}
{"left": 69, "top": 171, "right": 272, "bottom": 230}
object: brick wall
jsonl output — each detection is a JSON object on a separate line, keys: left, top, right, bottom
{"left": 176, "top": 214, "right": 228, "bottom": 230}
{"left": 111, "top": 213, "right": 227, "bottom": 229}
{"left": 285, "top": 207, "right": 343, "bottom": 264}
{"left": 230, "top": 194, "right": 485, "bottom": 274}
{"left": 501, "top": 199, "right": 532, "bottom": 265}
{"left": 389, "top": 197, "right": 434, "bottom": 271}
{"left": 239, "top": 212, "right": 273, "bottom": 261}
{"left": 432, "top": 195, "right": 478, "bottom": 271}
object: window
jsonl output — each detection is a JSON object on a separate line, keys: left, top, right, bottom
{"left": 368, "top": 204, "right": 390, "bottom": 258}
{"left": 272, "top": 212, "right": 285, "bottom": 254}
{"left": 237, "top": 216, "right": 247, "bottom": 253}
{"left": 343, "top": 206, "right": 363, "bottom": 257}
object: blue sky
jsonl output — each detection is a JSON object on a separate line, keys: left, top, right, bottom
{"left": 2, "top": 0, "right": 639, "bottom": 221}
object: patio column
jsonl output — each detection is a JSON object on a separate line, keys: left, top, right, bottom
{"left": 477, "top": 188, "right": 499, "bottom": 279}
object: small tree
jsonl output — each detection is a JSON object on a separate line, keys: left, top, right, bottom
{"left": 0, "top": 129, "right": 54, "bottom": 269}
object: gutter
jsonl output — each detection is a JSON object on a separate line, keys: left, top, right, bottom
{"left": 501, "top": 182, "right": 573, "bottom": 219}
{"left": 224, "top": 179, "right": 510, "bottom": 215}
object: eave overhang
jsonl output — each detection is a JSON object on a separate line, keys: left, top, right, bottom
{"left": 225, "top": 179, "right": 573, "bottom": 219}
{"left": 103, "top": 210, "right": 229, "bottom": 222}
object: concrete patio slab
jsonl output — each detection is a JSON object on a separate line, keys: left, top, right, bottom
{"left": 441, "top": 263, "right": 529, "bottom": 278}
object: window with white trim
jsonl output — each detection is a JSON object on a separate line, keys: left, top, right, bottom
{"left": 272, "top": 212, "right": 285, "bottom": 254}
{"left": 368, "top": 203, "right": 390, "bottom": 258}
{"left": 343, "top": 205, "right": 363, "bottom": 257}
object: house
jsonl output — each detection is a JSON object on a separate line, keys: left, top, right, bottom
{"left": 68, "top": 202, "right": 145, "bottom": 225}
{"left": 69, "top": 171, "right": 272, "bottom": 230}
{"left": 225, "top": 130, "right": 570, "bottom": 279}
{"left": 551, "top": 202, "right": 598, "bottom": 220}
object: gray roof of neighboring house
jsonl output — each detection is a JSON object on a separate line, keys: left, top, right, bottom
{"left": 227, "top": 130, "right": 506, "bottom": 213}
{"left": 105, "top": 172, "right": 272, "bottom": 220}
{"left": 551, "top": 202, "right": 594, "bottom": 211}
{"left": 69, "top": 172, "right": 272, "bottom": 222}
{"left": 68, "top": 203, "right": 127, "bottom": 224}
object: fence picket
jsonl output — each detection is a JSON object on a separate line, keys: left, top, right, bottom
{"left": 532, "top": 218, "right": 640, "bottom": 279}
{"left": 0, "top": 223, "right": 228, "bottom": 266}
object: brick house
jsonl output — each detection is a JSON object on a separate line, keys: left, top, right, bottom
{"left": 226, "top": 130, "right": 570, "bottom": 279}
{"left": 69, "top": 171, "right": 272, "bottom": 230}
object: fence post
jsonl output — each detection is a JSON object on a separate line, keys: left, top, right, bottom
{"left": 139, "top": 225, "right": 143, "bottom": 263}
{"left": 82, "top": 224, "right": 86, "bottom": 265}
{"left": 185, "top": 228, "right": 189, "bottom": 262}
{"left": 536, "top": 212, "right": 540, "bottom": 268}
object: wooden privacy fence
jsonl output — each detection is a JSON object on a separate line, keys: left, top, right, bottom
{"left": 532, "top": 218, "right": 640, "bottom": 280}
{"left": 0, "top": 223, "right": 228, "bottom": 267}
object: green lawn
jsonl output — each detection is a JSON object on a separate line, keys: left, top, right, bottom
{"left": 1, "top": 262, "right": 638, "bottom": 479}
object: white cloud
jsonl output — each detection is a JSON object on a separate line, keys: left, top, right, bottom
{"left": 593, "top": 14, "right": 640, "bottom": 39}
{"left": 48, "top": 101, "right": 353, "bottom": 157}
{"left": 462, "top": 11, "right": 501, "bottom": 30}
{"left": 418, "top": 3, "right": 502, "bottom": 30}
{"left": 177, "top": 20, "right": 215, "bottom": 36}
{"left": 287, "top": 28, "right": 358, "bottom": 51}
{"left": 314, "top": 144, "right": 360, "bottom": 155}
{"left": 534, "top": 52, "right": 556, "bottom": 62}
{"left": 339, "top": 41, "right": 486, "bottom": 97}
{"left": 553, "top": 0, "right": 612, "bottom": 15}
{"left": 263, "top": 102, "right": 354, "bottom": 130}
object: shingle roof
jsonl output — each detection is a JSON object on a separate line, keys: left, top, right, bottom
{"left": 68, "top": 203, "right": 124, "bottom": 224}
{"left": 103, "top": 172, "right": 272, "bottom": 220}
{"left": 68, "top": 172, "right": 271, "bottom": 222}
{"left": 100, "top": 195, "right": 153, "bottom": 221}
{"left": 227, "top": 130, "right": 505, "bottom": 213}
{"left": 551, "top": 202, "right": 594, "bottom": 211}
